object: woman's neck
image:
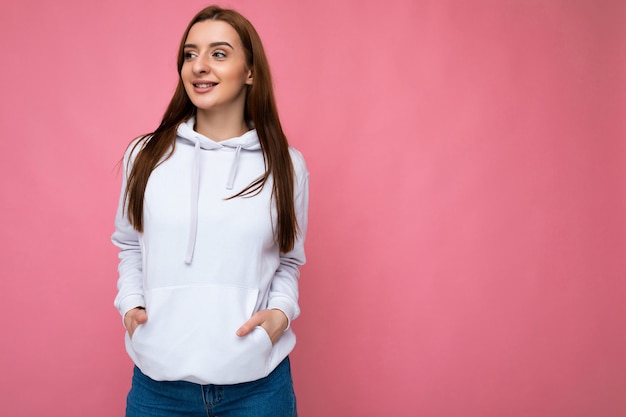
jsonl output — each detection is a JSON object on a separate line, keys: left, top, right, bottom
{"left": 194, "top": 109, "right": 249, "bottom": 142}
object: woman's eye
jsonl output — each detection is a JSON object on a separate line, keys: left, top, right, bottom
{"left": 184, "top": 52, "right": 197, "bottom": 60}
{"left": 212, "top": 51, "right": 226, "bottom": 59}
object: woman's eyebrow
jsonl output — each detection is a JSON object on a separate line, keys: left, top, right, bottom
{"left": 183, "top": 41, "right": 235, "bottom": 49}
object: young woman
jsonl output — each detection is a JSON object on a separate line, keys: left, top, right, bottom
{"left": 112, "top": 5, "right": 308, "bottom": 417}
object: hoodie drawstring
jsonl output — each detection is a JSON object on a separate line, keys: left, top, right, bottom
{"left": 226, "top": 145, "right": 242, "bottom": 190}
{"left": 184, "top": 140, "right": 201, "bottom": 264}
{"left": 184, "top": 142, "right": 244, "bottom": 264}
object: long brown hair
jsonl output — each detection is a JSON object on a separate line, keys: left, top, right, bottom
{"left": 124, "top": 5, "right": 298, "bottom": 253}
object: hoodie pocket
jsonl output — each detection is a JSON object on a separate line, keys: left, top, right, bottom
{"left": 128, "top": 284, "right": 273, "bottom": 384}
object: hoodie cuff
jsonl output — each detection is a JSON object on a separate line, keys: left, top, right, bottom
{"left": 268, "top": 297, "right": 298, "bottom": 330}
{"left": 118, "top": 295, "right": 146, "bottom": 325}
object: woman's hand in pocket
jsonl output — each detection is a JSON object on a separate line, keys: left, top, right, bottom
{"left": 236, "top": 309, "right": 288, "bottom": 345}
{"left": 124, "top": 307, "right": 148, "bottom": 339}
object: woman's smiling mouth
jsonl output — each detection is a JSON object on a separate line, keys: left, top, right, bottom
{"left": 193, "top": 81, "right": 218, "bottom": 88}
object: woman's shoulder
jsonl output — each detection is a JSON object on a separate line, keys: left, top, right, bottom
{"left": 122, "top": 134, "right": 152, "bottom": 167}
{"left": 288, "top": 146, "right": 308, "bottom": 178}
{"left": 288, "top": 146, "right": 306, "bottom": 168}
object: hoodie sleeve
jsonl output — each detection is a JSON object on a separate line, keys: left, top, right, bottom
{"left": 267, "top": 149, "right": 309, "bottom": 328}
{"left": 112, "top": 144, "right": 145, "bottom": 322}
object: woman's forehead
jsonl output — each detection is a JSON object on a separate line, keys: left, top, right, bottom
{"left": 186, "top": 20, "right": 242, "bottom": 47}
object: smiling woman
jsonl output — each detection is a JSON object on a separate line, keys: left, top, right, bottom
{"left": 111, "top": 5, "right": 308, "bottom": 417}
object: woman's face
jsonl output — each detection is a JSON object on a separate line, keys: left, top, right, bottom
{"left": 181, "top": 20, "right": 252, "bottom": 117}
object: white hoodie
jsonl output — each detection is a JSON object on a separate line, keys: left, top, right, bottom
{"left": 112, "top": 118, "right": 309, "bottom": 385}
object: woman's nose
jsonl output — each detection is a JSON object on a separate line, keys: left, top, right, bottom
{"left": 193, "top": 55, "right": 210, "bottom": 74}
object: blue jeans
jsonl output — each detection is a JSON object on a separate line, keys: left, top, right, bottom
{"left": 126, "top": 357, "right": 297, "bottom": 417}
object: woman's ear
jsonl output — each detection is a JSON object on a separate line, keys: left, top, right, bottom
{"left": 246, "top": 68, "right": 253, "bottom": 85}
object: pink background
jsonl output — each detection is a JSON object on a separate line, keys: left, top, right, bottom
{"left": 1, "top": 0, "right": 625, "bottom": 416}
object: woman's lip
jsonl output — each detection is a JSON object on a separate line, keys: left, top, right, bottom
{"left": 192, "top": 81, "right": 218, "bottom": 93}
{"left": 193, "top": 81, "right": 218, "bottom": 88}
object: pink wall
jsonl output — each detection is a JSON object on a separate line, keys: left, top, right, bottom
{"left": 1, "top": 1, "right": 624, "bottom": 416}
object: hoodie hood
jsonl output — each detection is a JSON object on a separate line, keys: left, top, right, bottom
{"left": 176, "top": 117, "right": 262, "bottom": 264}
{"left": 177, "top": 117, "right": 261, "bottom": 152}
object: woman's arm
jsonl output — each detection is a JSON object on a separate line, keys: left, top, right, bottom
{"left": 112, "top": 146, "right": 146, "bottom": 325}
{"left": 237, "top": 150, "right": 310, "bottom": 342}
